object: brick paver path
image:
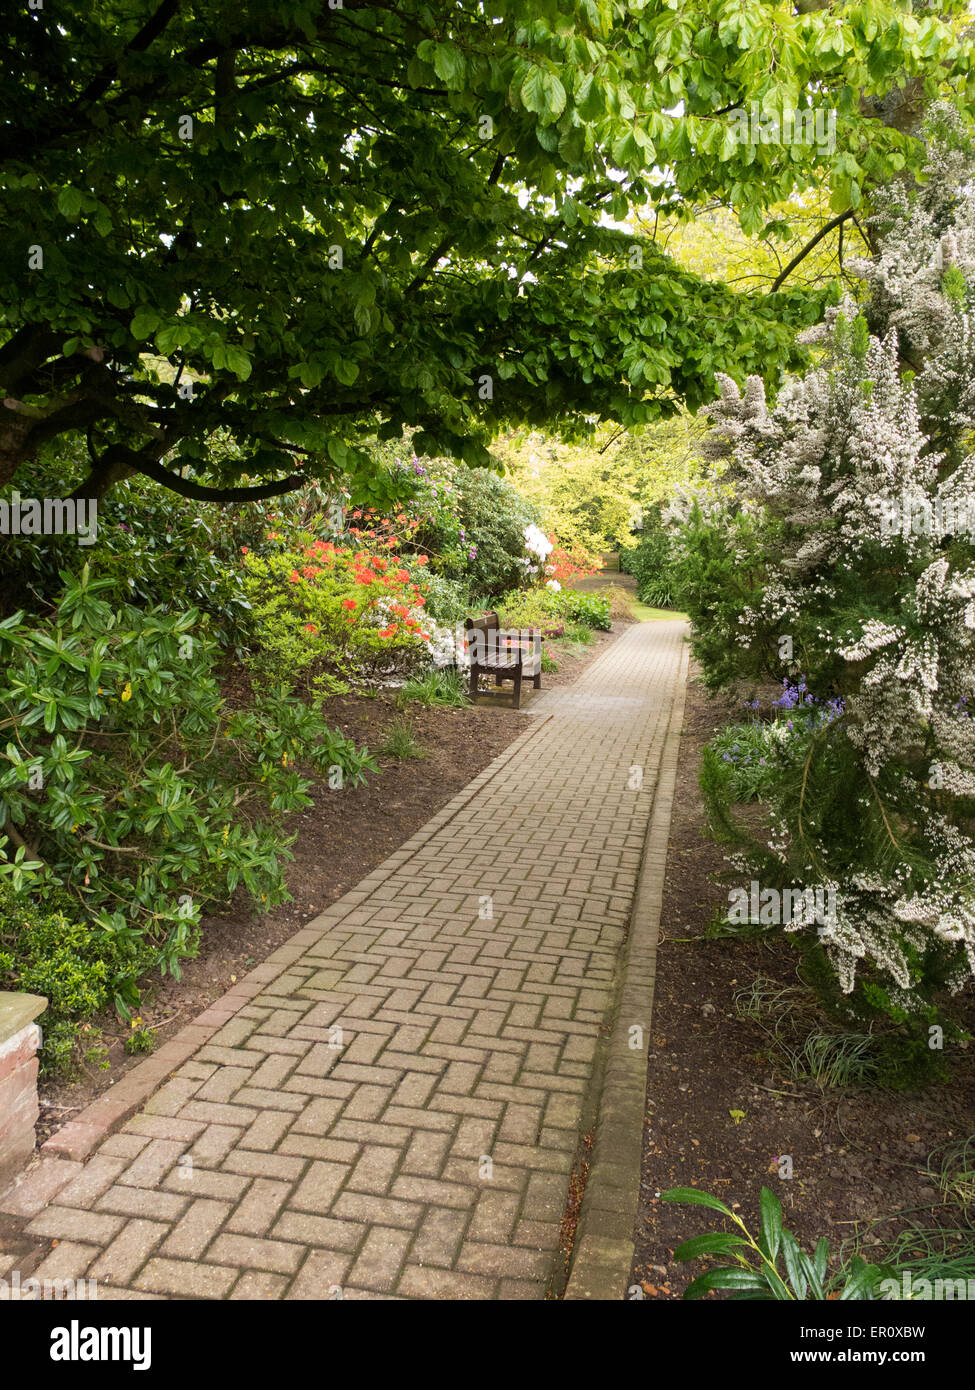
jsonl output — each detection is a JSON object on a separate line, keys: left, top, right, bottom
{"left": 5, "top": 620, "right": 688, "bottom": 1300}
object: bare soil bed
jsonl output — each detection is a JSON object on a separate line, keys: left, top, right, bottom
{"left": 631, "top": 670, "right": 975, "bottom": 1299}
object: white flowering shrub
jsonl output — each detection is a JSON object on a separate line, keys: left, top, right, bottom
{"left": 523, "top": 523, "right": 554, "bottom": 560}
{"left": 682, "top": 119, "right": 975, "bottom": 1049}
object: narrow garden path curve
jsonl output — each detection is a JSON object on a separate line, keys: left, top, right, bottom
{"left": 3, "top": 619, "right": 688, "bottom": 1300}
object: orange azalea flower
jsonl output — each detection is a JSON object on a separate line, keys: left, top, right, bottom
{"left": 415, "top": 554, "right": 429, "bottom": 565}
{"left": 303, "top": 623, "right": 318, "bottom": 633}
{"left": 302, "top": 566, "right": 319, "bottom": 579}
{"left": 356, "top": 571, "right": 374, "bottom": 585}
{"left": 288, "top": 570, "right": 300, "bottom": 583}
{"left": 378, "top": 624, "right": 398, "bottom": 638}
{"left": 240, "top": 546, "right": 249, "bottom": 555}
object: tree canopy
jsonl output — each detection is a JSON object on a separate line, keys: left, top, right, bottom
{"left": 3, "top": 0, "right": 972, "bottom": 504}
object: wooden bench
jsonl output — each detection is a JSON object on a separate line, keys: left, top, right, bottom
{"left": 464, "top": 611, "right": 542, "bottom": 710}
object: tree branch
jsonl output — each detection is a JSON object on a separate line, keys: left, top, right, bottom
{"left": 770, "top": 210, "right": 853, "bottom": 292}
{"left": 71, "top": 445, "right": 309, "bottom": 503}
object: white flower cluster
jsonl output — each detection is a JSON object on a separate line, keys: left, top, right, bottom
{"left": 691, "top": 133, "right": 975, "bottom": 1004}
{"left": 523, "top": 524, "right": 554, "bottom": 560}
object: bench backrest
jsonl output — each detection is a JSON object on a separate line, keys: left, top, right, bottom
{"left": 463, "top": 613, "right": 541, "bottom": 675}
{"left": 464, "top": 611, "right": 499, "bottom": 637}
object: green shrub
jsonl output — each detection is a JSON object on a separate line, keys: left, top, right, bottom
{"left": 0, "top": 565, "right": 378, "bottom": 1009}
{"left": 494, "top": 588, "right": 562, "bottom": 629}
{"left": 623, "top": 504, "right": 687, "bottom": 609}
{"left": 495, "top": 585, "right": 608, "bottom": 634}
{"left": 561, "top": 591, "right": 611, "bottom": 631}
{"left": 671, "top": 501, "right": 781, "bottom": 690}
{"left": 454, "top": 468, "right": 540, "bottom": 596}
{"left": 0, "top": 881, "right": 154, "bottom": 1074}
{"left": 0, "top": 445, "right": 308, "bottom": 650}
{"left": 243, "top": 538, "right": 434, "bottom": 690}
{"left": 407, "top": 567, "right": 471, "bottom": 625}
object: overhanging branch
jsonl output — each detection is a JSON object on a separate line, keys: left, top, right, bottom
{"left": 770, "top": 210, "right": 854, "bottom": 292}
{"left": 135, "top": 461, "right": 307, "bottom": 503}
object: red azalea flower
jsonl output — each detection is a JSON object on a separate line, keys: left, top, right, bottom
{"left": 303, "top": 623, "right": 318, "bottom": 633}
{"left": 341, "top": 599, "right": 356, "bottom": 610}
{"left": 240, "top": 546, "right": 249, "bottom": 555}
{"left": 288, "top": 570, "right": 300, "bottom": 583}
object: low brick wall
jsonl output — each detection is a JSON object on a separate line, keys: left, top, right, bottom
{"left": 0, "top": 993, "right": 47, "bottom": 1190}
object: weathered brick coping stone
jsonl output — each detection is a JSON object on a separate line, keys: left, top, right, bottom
{"left": 0, "top": 992, "right": 47, "bottom": 1188}
{"left": 563, "top": 636, "right": 690, "bottom": 1301}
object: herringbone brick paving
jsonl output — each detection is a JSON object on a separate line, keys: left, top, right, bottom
{"left": 5, "top": 620, "right": 687, "bottom": 1300}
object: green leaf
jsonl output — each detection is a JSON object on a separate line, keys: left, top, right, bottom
{"left": 432, "top": 42, "right": 466, "bottom": 88}
{"left": 780, "top": 1230, "right": 808, "bottom": 1300}
{"left": 683, "top": 1267, "right": 769, "bottom": 1300}
{"left": 660, "top": 1187, "right": 735, "bottom": 1216}
{"left": 839, "top": 1256, "right": 883, "bottom": 1300}
{"left": 521, "top": 67, "right": 566, "bottom": 122}
{"left": 297, "top": 360, "right": 325, "bottom": 389}
{"left": 225, "top": 347, "right": 252, "bottom": 381}
{"left": 57, "top": 187, "right": 83, "bottom": 219}
{"left": 759, "top": 1187, "right": 783, "bottom": 1262}
{"left": 130, "top": 310, "right": 161, "bottom": 341}
{"left": 673, "top": 1232, "right": 748, "bottom": 1261}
